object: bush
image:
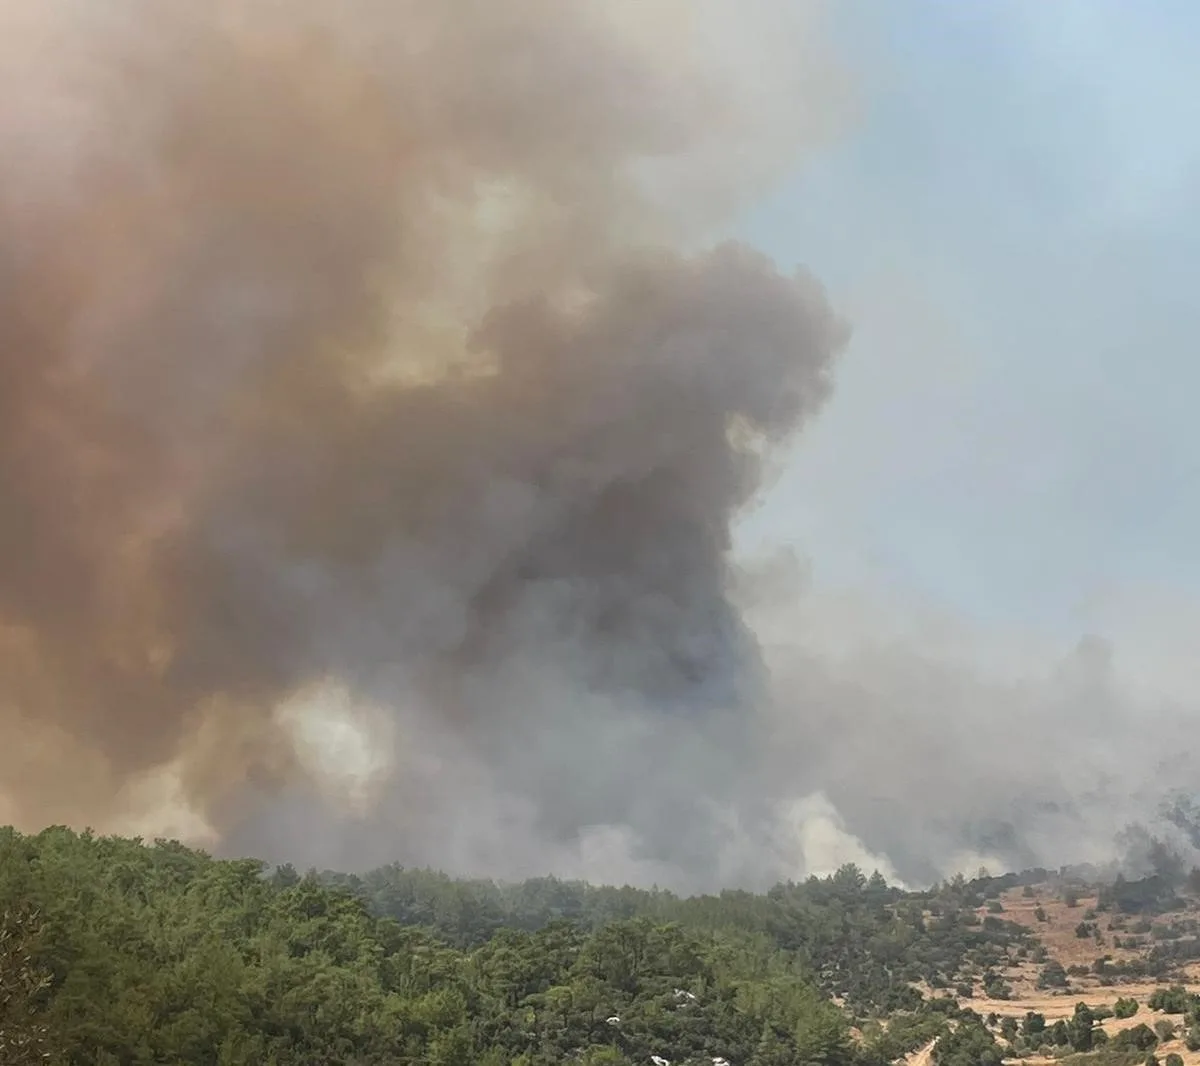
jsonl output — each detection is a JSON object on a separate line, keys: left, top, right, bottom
{"left": 1154, "top": 1021, "right": 1176, "bottom": 1043}
{"left": 1114, "top": 998, "right": 1139, "bottom": 1019}
{"left": 1022, "top": 1013, "right": 1047, "bottom": 1038}
{"left": 1038, "top": 962, "right": 1069, "bottom": 989}
{"left": 1148, "top": 987, "right": 1196, "bottom": 1015}
{"left": 1111, "top": 1024, "right": 1158, "bottom": 1053}
{"left": 983, "top": 977, "right": 1012, "bottom": 1000}
{"left": 933, "top": 1020, "right": 1003, "bottom": 1066}
{"left": 1164, "top": 1055, "right": 1183, "bottom": 1066}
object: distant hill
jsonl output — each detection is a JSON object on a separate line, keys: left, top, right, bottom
{"left": 3, "top": 825, "right": 1200, "bottom": 1066}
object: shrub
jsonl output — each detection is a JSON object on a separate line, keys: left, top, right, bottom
{"left": 1038, "top": 962, "right": 1069, "bottom": 989}
{"left": 1154, "top": 1021, "right": 1176, "bottom": 1043}
{"left": 1114, "top": 998, "right": 1139, "bottom": 1020}
{"left": 1022, "top": 1013, "right": 1047, "bottom": 1038}
{"left": 1148, "top": 987, "right": 1196, "bottom": 1015}
{"left": 1111, "top": 1024, "right": 1158, "bottom": 1053}
{"left": 983, "top": 977, "right": 1012, "bottom": 1000}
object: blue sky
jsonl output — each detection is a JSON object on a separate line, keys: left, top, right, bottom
{"left": 736, "top": 0, "right": 1200, "bottom": 638}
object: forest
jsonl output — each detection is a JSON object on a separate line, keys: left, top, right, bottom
{"left": 3, "top": 827, "right": 1198, "bottom": 1066}
{"left": 0, "top": 826, "right": 1039, "bottom": 1066}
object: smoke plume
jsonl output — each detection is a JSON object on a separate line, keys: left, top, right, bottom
{"left": 6, "top": 1, "right": 1195, "bottom": 893}
{"left": 0, "top": 0, "right": 858, "bottom": 885}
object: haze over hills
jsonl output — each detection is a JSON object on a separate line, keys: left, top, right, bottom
{"left": 6, "top": 826, "right": 1200, "bottom": 1065}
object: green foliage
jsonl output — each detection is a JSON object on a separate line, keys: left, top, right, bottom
{"left": 1147, "top": 986, "right": 1200, "bottom": 1015}
{"left": 329, "top": 859, "right": 1032, "bottom": 1016}
{"left": 1038, "top": 960, "right": 1069, "bottom": 989}
{"left": 981, "top": 971, "right": 1011, "bottom": 1000}
{"left": 4, "top": 828, "right": 998, "bottom": 1066}
{"left": 1113, "top": 997, "right": 1139, "bottom": 1019}
{"left": 0, "top": 904, "right": 55, "bottom": 1065}
{"left": 1021, "top": 1011, "right": 1046, "bottom": 1039}
{"left": 1070, "top": 1002, "right": 1099, "bottom": 1052}
{"left": 932, "top": 1018, "right": 1002, "bottom": 1066}
{"left": 1059, "top": 1049, "right": 1148, "bottom": 1066}
{"left": 1153, "top": 1020, "right": 1176, "bottom": 1043}
{"left": 1110, "top": 1024, "right": 1158, "bottom": 1053}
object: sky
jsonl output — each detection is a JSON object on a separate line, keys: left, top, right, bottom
{"left": 738, "top": 0, "right": 1200, "bottom": 648}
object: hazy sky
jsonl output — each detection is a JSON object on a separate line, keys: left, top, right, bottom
{"left": 738, "top": 0, "right": 1200, "bottom": 645}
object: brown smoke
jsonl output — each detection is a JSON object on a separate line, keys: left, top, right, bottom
{"left": 0, "top": 0, "right": 849, "bottom": 850}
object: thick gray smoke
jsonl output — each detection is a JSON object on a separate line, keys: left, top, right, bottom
{"left": 0, "top": 0, "right": 856, "bottom": 887}
{"left": 3, "top": 0, "right": 1194, "bottom": 892}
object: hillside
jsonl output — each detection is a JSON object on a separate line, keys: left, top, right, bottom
{"left": 3, "top": 827, "right": 1200, "bottom": 1066}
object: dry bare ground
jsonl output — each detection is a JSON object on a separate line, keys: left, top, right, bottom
{"left": 973, "top": 886, "right": 1200, "bottom": 997}
{"left": 905, "top": 1038, "right": 937, "bottom": 1066}
{"left": 969, "top": 884, "right": 1200, "bottom": 1065}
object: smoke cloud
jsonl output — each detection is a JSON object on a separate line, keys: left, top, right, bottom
{"left": 4, "top": 0, "right": 1195, "bottom": 893}
{"left": 0, "top": 0, "right": 855, "bottom": 883}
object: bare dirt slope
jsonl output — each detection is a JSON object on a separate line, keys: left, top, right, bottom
{"left": 905, "top": 1039, "right": 937, "bottom": 1066}
{"left": 975, "top": 884, "right": 1200, "bottom": 999}
{"left": 962, "top": 882, "right": 1200, "bottom": 1065}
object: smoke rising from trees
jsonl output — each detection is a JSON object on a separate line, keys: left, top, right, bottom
{"left": 1, "top": 0, "right": 1195, "bottom": 891}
